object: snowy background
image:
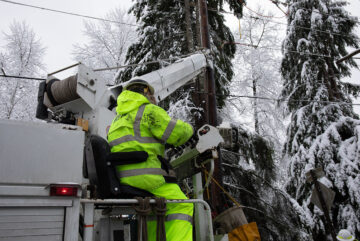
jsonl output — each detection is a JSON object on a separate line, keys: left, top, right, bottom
{"left": 1, "top": 0, "right": 360, "bottom": 239}
{"left": 0, "top": 0, "right": 358, "bottom": 79}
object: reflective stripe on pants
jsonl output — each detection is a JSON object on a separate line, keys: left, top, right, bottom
{"left": 147, "top": 183, "right": 193, "bottom": 241}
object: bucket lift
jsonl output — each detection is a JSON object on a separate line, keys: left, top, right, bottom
{"left": 31, "top": 52, "right": 237, "bottom": 241}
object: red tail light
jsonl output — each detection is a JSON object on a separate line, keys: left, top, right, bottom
{"left": 50, "top": 184, "right": 78, "bottom": 197}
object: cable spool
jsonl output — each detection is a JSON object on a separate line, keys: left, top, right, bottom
{"left": 46, "top": 75, "right": 79, "bottom": 106}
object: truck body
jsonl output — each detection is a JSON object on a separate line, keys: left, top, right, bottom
{"left": 0, "top": 120, "right": 83, "bottom": 241}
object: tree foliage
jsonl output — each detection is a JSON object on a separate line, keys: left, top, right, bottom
{"left": 0, "top": 21, "right": 45, "bottom": 120}
{"left": 117, "top": 0, "right": 244, "bottom": 108}
{"left": 73, "top": 8, "right": 137, "bottom": 84}
{"left": 220, "top": 126, "right": 307, "bottom": 240}
{"left": 281, "top": 0, "right": 360, "bottom": 239}
{"left": 231, "top": 9, "right": 286, "bottom": 156}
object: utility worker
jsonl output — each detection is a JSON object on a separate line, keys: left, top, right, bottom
{"left": 107, "top": 79, "right": 194, "bottom": 241}
{"left": 337, "top": 229, "right": 358, "bottom": 241}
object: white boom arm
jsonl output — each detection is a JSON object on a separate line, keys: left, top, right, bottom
{"left": 123, "top": 53, "right": 207, "bottom": 102}
{"left": 40, "top": 52, "right": 208, "bottom": 138}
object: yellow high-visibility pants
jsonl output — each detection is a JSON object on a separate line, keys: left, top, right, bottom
{"left": 147, "top": 183, "right": 193, "bottom": 241}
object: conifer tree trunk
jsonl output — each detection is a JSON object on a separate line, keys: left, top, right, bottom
{"left": 252, "top": 77, "right": 259, "bottom": 134}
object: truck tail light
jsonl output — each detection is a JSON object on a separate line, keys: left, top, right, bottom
{"left": 50, "top": 184, "right": 78, "bottom": 197}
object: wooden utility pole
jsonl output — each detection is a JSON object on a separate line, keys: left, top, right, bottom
{"left": 198, "top": 0, "right": 217, "bottom": 125}
{"left": 198, "top": 0, "right": 225, "bottom": 214}
{"left": 184, "top": 0, "right": 194, "bottom": 53}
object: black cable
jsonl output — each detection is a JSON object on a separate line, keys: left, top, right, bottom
{"left": 0, "top": 74, "right": 45, "bottom": 81}
{"left": 0, "top": 0, "right": 139, "bottom": 27}
{"left": 196, "top": 91, "right": 360, "bottom": 106}
{"left": 207, "top": 7, "right": 358, "bottom": 39}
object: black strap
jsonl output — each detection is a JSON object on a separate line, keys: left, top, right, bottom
{"left": 46, "top": 78, "right": 60, "bottom": 106}
{"left": 133, "top": 197, "right": 152, "bottom": 241}
{"left": 157, "top": 155, "right": 177, "bottom": 183}
{"left": 154, "top": 197, "right": 167, "bottom": 241}
{"left": 107, "top": 151, "right": 148, "bottom": 165}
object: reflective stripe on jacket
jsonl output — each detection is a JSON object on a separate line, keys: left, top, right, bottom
{"left": 107, "top": 90, "right": 193, "bottom": 191}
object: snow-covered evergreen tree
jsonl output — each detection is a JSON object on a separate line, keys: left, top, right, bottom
{"left": 117, "top": 0, "right": 244, "bottom": 108}
{"left": 0, "top": 21, "right": 45, "bottom": 120}
{"left": 281, "top": 0, "right": 360, "bottom": 239}
{"left": 73, "top": 8, "right": 137, "bottom": 84}
{"left": 219, "top": 124, "right": 308, "bottom": 240}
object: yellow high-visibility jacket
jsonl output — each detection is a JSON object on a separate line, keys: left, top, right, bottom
{"left": 107, "top": 90, "right": 193, "bottom": 191}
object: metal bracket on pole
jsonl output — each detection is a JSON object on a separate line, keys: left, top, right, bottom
{"left": 307, "top": 168, "right": 336, "bottom": 241}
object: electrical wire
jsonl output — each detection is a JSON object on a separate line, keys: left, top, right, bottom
{"left": 223, "top": 41, "right": 333, "bottom": 59}
{"left": 234, "top": 41, "right": 360, "bottom": 65}
{"left": 248, "top": 15, "right": 356, "bottom": 38}
{"left": 3, "top": 0, "right": 354, "bottom": 46}
{"left": 222, "top": 162, "right": 287, "bottom": 197}
{"left": 208, "top": 7, "right": 356, "bottom": 39}
{"left": 232, "top": 41, "right": 360, "bottom": 62}
{"left": 294, "top": 7, "right": 360, "bottom": 24}
{"left": 204, "top": 160, "right": 297, "bottom": 230}
{"left": 268, "top": 0, "right": 288, "bottom": 16}
{"left": 238, "top": 0, "right": 287, "bottom": 19}
{"left": 0, "top": 52, "right": 200, "bottom": 82}
{"left": 227, "top": 94, "right": 360, "bottom": 106}
{"left": 94, "top": 52, "right": 199, "bottom": 72}
{"left": 196, "top": 91, "right": 360, "bottom": 106}
{"left": 94, "top": 60, "right": 164, "bottom": 72}
{"left": 0, "top": 74, "right": 45, "bottom": 81}
{"left": 0, "top": 0, "right": 139, "bottom": 27}
{"left": 201, "top": 165, "right": 242, "bottom": 207}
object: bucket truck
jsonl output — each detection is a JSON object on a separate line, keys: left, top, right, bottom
{"left": 0, "top": 52, "right": 236, "bottom": 241}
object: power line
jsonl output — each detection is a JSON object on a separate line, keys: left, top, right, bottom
{"left": 267, "top": 0, "right": 288, "bottom": 16}
{"left": 0, "top": 74, "right": 45, "bottom": 81}
{"left": 0, "top": 0, "right": 191, "bottom": 41}
{"left": 233, "top": 41, "right": 360, "bottom": 63}
{"left": 248, "top": 16, "right": 354, "bottom": 38}
{"left": 197, "top": 91, "right": 360, "bottom": 106}
{"left": 238, "top": 0, "right": 287, "bottom": 19}
{"left": 94, "top": 52, "right": 199, "bottom": 72}
{"left": 0, "top": 53, "right": 200, "bottom": 82}
{"left": 208, "top": 7, "right": 356, "bottom": 39}
{"left": 207, "top": 0, "right": 286, "bottom": 18}
{"left": 223, "top": 41, "right": 333, "bottom": 58}
{"left": 226, "top": 94, "right": 360, "bottom": 106}
{"left": 295, "top": 7, "right": 360, "bottom": 24}
{"left": 0, "top": 0, "right": 139, "bottom": 27}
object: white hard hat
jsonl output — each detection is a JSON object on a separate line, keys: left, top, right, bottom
{"left": 337, "top": 229, "right": 355, "bottom": 241}
{"left": 124, "top": 79, "right": 154, "bottom": 95}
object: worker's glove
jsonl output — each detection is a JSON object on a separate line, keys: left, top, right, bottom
{"left": 165, "top": 143, "right": 175, "bottom": 150}
{"left": 157, "top": 155, "right": 171, "bottom": 174}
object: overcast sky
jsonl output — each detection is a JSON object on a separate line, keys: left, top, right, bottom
{"left": 0, "top": 0, "right": 359, "bottom": 81}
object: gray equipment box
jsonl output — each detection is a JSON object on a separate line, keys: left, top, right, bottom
{"left": 0, "top": 119, "right": 85, "bottom": 185}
